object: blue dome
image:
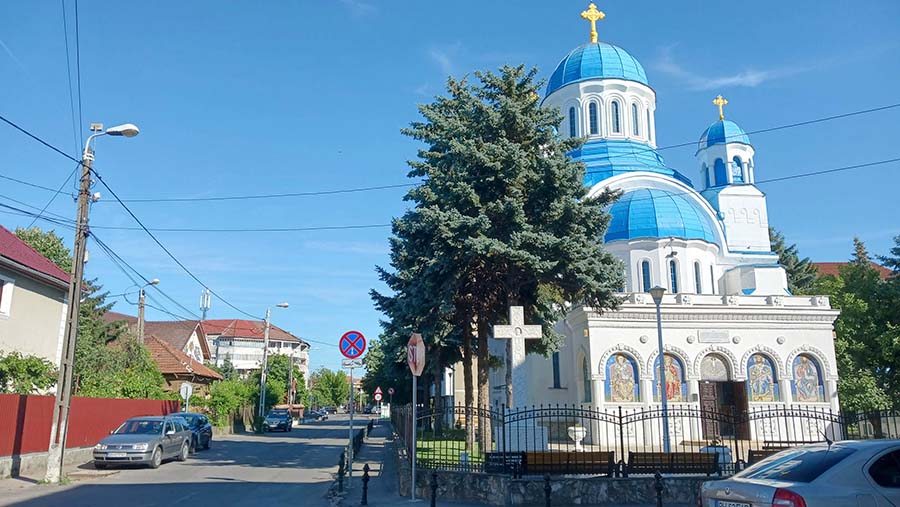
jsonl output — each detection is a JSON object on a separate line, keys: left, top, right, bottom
{"left": 546, "top": 42, "right": 649, "bottom": 96}
{"left": 698, "top": 120, "right": 750, "bottom": 150}
{"left": 605, "top": 188, "right": 718, "bottom": 243}
{"left": 575, "top": 139, "right": 693, "bottom": 188}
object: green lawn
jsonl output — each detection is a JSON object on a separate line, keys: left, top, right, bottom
{"left": 416, "top": 439, "right": 484, "bottom": 465}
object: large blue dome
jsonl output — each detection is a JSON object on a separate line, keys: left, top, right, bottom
{"left": 546, "top": 42, "right": 649, "bottom": 96}
{"left": 606, "top": 188, "right": 718, "bottom": 243}
{"left": 698, "top": 120, "right": 750, "bottom": 151}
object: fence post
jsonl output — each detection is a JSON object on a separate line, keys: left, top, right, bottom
{"left": 338, "top": 451, "right": 346, "bottom": 492}
{"left": 361, "top": 463, "right": 370, "bottom": 505}
{"left": 654, "top": 471, "right": 663, "bottom": 507}
{"left": 430, "top": 471, "right": 438, "bottom": 507}
{"left": 544, "top": 474, "right": 551, "bottom": 507}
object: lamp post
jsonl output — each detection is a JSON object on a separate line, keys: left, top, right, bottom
{"left": 136, "top": 279, "right": 160, "bottom": 343}
{"left": 258, "top": 302, "right": 289, "bottom": 419}
{"left": 45, "top": 122, "right": 140, "bottom": 483}
{"left": 649, "top": 286, "right": 671, "bottom": 453}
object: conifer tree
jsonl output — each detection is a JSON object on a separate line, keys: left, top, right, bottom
{"left": 768, "top": 227, "right": 818, "bottom": 294}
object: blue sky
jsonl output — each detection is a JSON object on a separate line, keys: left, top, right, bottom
{"left": 1, "top": 1, "right": 898, "bottom": 373}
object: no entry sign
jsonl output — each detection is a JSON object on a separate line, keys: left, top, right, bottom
{"left": 339, "top": 331, "right": 366, "bottom": 359}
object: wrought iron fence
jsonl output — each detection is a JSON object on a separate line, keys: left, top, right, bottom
{"left": 391, "top": 401, "right": 900, "bottom": 477}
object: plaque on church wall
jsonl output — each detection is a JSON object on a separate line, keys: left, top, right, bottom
{"left": 698, "top": 330, "right": 729, "bottom": 344}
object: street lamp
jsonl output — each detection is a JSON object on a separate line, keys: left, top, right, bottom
{"left": 136, "top": 279, "right": 160, "bottom": 343}
{"left": 258, "top": 302, "right": 289, "bottom": 419}
{"left": 46, "top": 122, "right": 140, "bottom": 483}
{"left": 649, "top": 285, "right": 671, "bottom": 453}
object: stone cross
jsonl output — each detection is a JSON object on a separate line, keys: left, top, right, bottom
{"left": 580, "top": 3, "right": 606, "bottom": 44}
{"left": 713, "top": 94, "right": 729, "bottom": 121}
{"left": 493, "top": 306, "right": 543, "bottom": 408}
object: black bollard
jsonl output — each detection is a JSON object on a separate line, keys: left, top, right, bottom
{"left": 361, "top": 463, "right": 370, "bottom": 505}
{"left": 338, "top": 451, "right": 346, "bottom": 492}
{"left": 544, "top": 474, "right": 552, "bottom": 507}
{"left": 654, "top": 471, "right": 663, "bottom": 507}
{"left": 430, "top": 471, "right": 438, "bottom": 507}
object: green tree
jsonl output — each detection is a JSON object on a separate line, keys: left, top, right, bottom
{"left": 879, "top": 235, "right": 900, "bottom": 275}
{"left": 361, "top": 337, "right": 411, "bottom": 405}
{"left": 310, "top": 367, "right": 350, "bottom": 407}
{"left": 14, "top": 227, "right": 73, "bottom": 273}
{"left": 0, "top": 352, "right": 58, "bottom": 394}
{"left": 372, "top": 66, "right": 624, "bottom": 447}
{"left": 211, "top": 356, "right": 239, "bottom": 381}
{"left": 251, "top": 354, "right": 307, "bottom": 404}
{"left": 206, "top": 378, "right": 251, "bottom": 427}
{"left": 769, "top": 227, "right": 819, "bottom": 294}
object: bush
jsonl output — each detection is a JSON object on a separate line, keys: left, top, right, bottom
{"left": 207, "top": 379, "right": 250, "bottom": 427}
{"left": 0, "top": 352, "right": 57, "bottom": 394}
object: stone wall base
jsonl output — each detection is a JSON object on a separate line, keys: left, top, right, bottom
{"left": 0, "top": 447, "right": 94, "bottom": 480}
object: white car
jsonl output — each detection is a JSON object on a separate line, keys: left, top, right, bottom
{"left": 700, "top": 440, "right": 900, "bottom": 507}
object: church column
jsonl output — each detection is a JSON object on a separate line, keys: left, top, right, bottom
{"left": 592, "top": 375, "right": 604, "bottom": 410}
{"left": 826, "top": 379, "right": 839, "bottom": 411}
{"left": 641, "top": 378, "right": 654, "bottom": 405}
{"left": 687, "top": 379, "right": 700, "bottom": 405}
{"left": 590, "top": 375, "right": 605, "bottom": 446}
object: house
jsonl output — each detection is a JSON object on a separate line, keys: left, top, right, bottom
{"left": 102, "top": 311, "right": 211, "bottom": 363}
{"left": 813, "top": 262, "right": 893, "bottom": 280}
{"left": 202, "top": 319, "right": 310, "bottom": 383}
{"left": 0, "top": 225, "right": 69, "bottom": 366}
{"left": 144, "top": 335, "right": 222, "bottom": 394}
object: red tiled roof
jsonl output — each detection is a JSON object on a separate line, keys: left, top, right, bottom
{"left": 145, "top": 335, "right": 222, "bottom": 381}
{"left": 101, "top": 311, "right": 210, "bottom": 360}
{"left": 201, "top": 319, "right": 302, "bottom": 344}
{"left": 0, "top": 225, "right": 70, "bottom": 284}
{"left": 813, "top": 262, "right": 892, "bottom": 280}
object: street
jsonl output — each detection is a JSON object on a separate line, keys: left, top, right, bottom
{"left": 0, "top": 415, "right": 364, "bottom": 507}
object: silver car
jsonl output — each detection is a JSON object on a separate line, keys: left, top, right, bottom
{"left": 93, "top": 416, "right": 192, "bottom": 469}
{"left": 700, "top": 440, "right": 900, "bottom": 507}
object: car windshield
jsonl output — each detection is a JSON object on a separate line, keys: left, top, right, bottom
{"left": 268, "top": 411, "right": 288, "bottom": 417}
{"left": 116, "top": 420, "right": 164, "bottom": 435}
{"left": 175, "top": 414, "right": 200, "bottom": 426}
{"left": 738, "top": 446, "right": 857, "bottom": 483}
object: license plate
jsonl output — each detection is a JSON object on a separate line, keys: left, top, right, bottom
{"left": 717, "top": 501, "right": 750, "bottom": 507}
{"left": 107, "top": 452, "right": 127, "bottom": 458}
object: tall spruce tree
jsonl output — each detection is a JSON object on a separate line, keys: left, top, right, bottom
{"left": 373, "top": 66, "right": 624, "bottom": 448}
{"left": 879, "top": 235, "right": 900, "bottom": 275}
{"left": 769, "top": 227, "right": 818, "bottom": 294}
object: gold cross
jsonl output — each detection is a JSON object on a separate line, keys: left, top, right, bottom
{"left": 581, "top": 3, "right": 605, "bottom": 43}
{"left": 713, "top": 94, "right": 728, "bottom": 121}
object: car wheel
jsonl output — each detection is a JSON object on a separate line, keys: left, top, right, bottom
{"left": 204, "top": 438, "right": 211, "bottom": 450}
{"left": 149, "top": 446, "right": 163, "bottom": 469}
{"left": 93, "top": 461, "right": 107, "bottom": 470}
{"left": 177, "top": 441, "right": 189, "bottom": 462}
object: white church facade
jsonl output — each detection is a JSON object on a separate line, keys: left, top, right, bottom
{"left": 487, "top": 4, "right": 841, "bottom": 444}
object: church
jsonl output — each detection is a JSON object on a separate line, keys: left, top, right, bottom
{"left": 486, "top": 4, "right": 841, "bottom": 444}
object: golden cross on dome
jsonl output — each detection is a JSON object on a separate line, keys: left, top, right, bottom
{"left": 713, "top": 94, "right": 729, "bottom": 121}
{"left": 581, "top": 3, "right": 605, "bottom": 43}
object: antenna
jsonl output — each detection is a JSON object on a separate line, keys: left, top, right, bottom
{"left": 200, "top": 289, "right": 211, "bottom": 321}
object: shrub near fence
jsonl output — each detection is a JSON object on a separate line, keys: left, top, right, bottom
{"left": 394, "top": 401, "right": 900, "bottom": 477}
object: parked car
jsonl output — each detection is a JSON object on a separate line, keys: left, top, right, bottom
{"left": 93, "top": 416, "right": 192, "bottom": 469}
{"left": 321, "top": 406, "right": 337, "bottom": 414}
{"left": 307, "top": 409, "right": 327, "bottom": 421}
{"left": 264, "top": 409, "right": 292, "bottom": 432}
{"left": 699, "top": 440, "right": 900, "bottom": 507}
{"left": 172, "top": 412, "right": 213, "bottom": 452}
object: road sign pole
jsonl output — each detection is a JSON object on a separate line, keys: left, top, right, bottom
{"left": 349, "top": 366, "right": 354, "bottom": 481}
{"left": 411, "top": 373, "right": 417, "bottom": 501}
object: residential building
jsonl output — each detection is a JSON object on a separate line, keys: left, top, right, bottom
{"left": 0, "top": 225, "right": 68, "bottom": 366}
{"left": 813, "top": 262, "right": 892, "bottom": 280}
{"left": 202, "top": 319, "right": 310, "bottom": 384}
{"left": 102, "top": 312, "right": 210, "bottom": 363}
{"left": 144, "top": 335, "right": 222, "bottom": 394}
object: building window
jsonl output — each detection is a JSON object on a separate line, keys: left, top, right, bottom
{"left": 646, "top": 109, "right": 652, "bottom": 139}
{"left": 709, "top": 266, "right": 716, "bottom": 295}
{"left": 701, "top": 164, "right": 710, "bottom": 188}
{"left": 0, "top": 278, "right": 12, "bottom": 316}
{"left": 588, "top": 102, "right": 598, "bottom": 135}
{"left": 714, "top": 158, "right": 727, "bottom": 186}
{"left": 568, "top": 107, "right": 577, "bottom": 137}
{"left": 669, "top": 260, "right": 679, "bottom": 294}
{"left": 631, "top": 103, "right": 640, "bottom": 136}
{"left": 611, "top": 101, "right": 621, "bottom": 133}
{"left": 694, "top": 262, "right": 702, "bottom": 294}
{"left": 732, "top": 156, "right": 744, "bottom": 183}
{"left": 552, "top": 352, "right": 561, "bottom": 388}
{"left": 582, "top": 357, "right": 592, "bottom": 402}
{"left": 641, "top": 260, "right": 652, "bottom": 292}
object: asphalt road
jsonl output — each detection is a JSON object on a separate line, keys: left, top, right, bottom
{"left": 0, "top": 414, "right": 365, "bottom": 507}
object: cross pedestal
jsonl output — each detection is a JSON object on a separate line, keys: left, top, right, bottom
{"left": 493, "top": 306, "right": 548, "bottom": 451}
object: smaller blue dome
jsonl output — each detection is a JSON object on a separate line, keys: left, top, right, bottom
{"left": 605, "top": 188, "right": 718, "bottom": 243}
{"left": 698, "top": 120, "right": 750, "bottom": 151}
{"left": 546, "top": 42, "right": 648, "bottom": 96}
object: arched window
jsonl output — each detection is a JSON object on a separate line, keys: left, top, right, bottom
{"left": 709, "top": 266, "right": 716, "bottom": 295}
{"left": 641, "top": 260, "right": 652, "bottom": 292}
{"left": 646, "top": 109, "right": 652, "bottom": 139}
{"left": 606, "top": 353, "right": 639, "bottom": 402}
{"left": 701, "top": 164, "right": 710, "bottom": 189}
{"left": 611, "top": 101, "right": 621, "bottom": 133}
{"left": 714, "top": 159, "right": 727, "bottom": 186}
{"left": 568, "top": 107, "right": 577, "bottom": 138}
{"left": 588, "top": 102, "right": 599, "bottom": 135}
{"left": 654, "top": 353, "right": 686, "bottom": 402}
{"left": 552, "top": 351, "right": 561, "bottom": 388}
{"left": 747, "top": 354, "right": 779, "bottom": 402}
{"left": 694, "top": 262, "right": 703, "bottom": 294}
{"left": 792, "top": 354, "right": 824, "bottom": 402}
{"left": 732, "top": 156, "right": 744, "bottom": 183}
{"left": 631, "top": 103, "right": 640, "bottom": 136}
{"left": 582, "top": 357, "right": 592, "bottom": 402}
{"left": 669, "top": 260, "right": 679, "bottom": 293}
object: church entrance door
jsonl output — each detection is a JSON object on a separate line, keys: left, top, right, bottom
{"left": 699, "top": 381, "right": 750, "bottom": 440}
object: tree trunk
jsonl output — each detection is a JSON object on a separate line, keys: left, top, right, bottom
{"left": 477, "top": 316, "right": 493, "bottom": 453}
{"left": 462, "top": 314, "right": 475, "bottom": 453}
{"left": 433, "top": 358, "right": 444, "bottom": 438}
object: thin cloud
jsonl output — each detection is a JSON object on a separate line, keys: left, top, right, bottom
{"left": 0, "top": 37, "right": 26, "bottom": 73}
{"left": 428, "top": 43, "right": 462, "bottom": 76}
{"left": 651, "top": 46, "right": 812, "bottom": 91}
{"left": 338, "top": 0, "right": 377, "bottom": 17}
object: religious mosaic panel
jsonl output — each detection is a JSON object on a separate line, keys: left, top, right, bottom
{"left": 746, "top": 354, "right": 779, "bottom": 402}
{"left": 605, "top": 353, "right": 639, "bottom": 402}
{"left": 700, "top": 353, "right": 730, "bottom": 381}
{"left": 792, "top": 354, "right": 824, "bottom": 403}
{"left": 653, "top": 354, "right": 686, "bottom": 402}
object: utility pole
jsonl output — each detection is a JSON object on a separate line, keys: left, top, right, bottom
{"left": 44, "top": 122, "right": 139, "bottom": 483}
{"left": 258, "top": 307, "right": 272, "bottom": 419}
{"left": 137, "top": 288, "right": 146, "bottom": 343}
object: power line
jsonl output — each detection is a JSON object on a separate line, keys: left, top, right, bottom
{"left": 60, "top": 0, "right": 79, "bottom": 155}
{"left": 114, "top": 182, "right": 418, "bottom": 203}
{"left": 26, "top": 162, "right": 80, "bottom": 228}
{"left": 0, "top": 173, "right": 76, "bottom": 196}
{"left": 90, "top": 223, "right": 393, "bottom": 233}
{"left": 73, "top": 0, "right": 83, "bottom": 149}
